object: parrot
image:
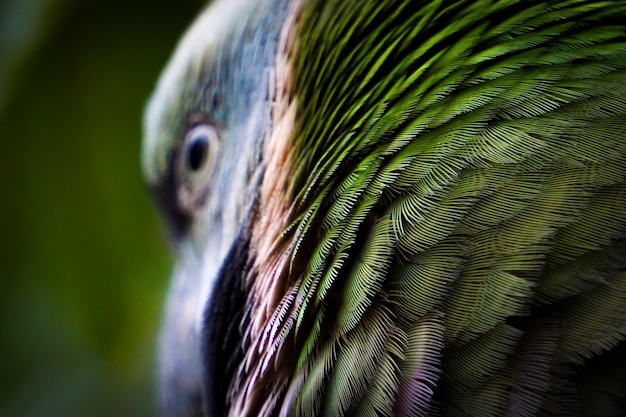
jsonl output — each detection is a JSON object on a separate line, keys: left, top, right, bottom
{"left": 141, "top": 0, "right": 626, "bottom": 416}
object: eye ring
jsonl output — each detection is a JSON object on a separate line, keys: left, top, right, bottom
{"left": 177, "top": 123, "right": 219, "bottom": 214}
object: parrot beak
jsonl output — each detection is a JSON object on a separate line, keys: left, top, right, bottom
{"left": 157, "top": 240, "right": 211, "bottom": 417}
{"left": 158, "top": 222, "right": 250, "bottom": 417}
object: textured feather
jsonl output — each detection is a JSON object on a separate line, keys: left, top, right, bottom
{"left": 220, "top": 0, "right": 626, "bottom": 415}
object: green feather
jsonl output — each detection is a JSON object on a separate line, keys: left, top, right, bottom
{"left": 273, "top": 0, "right": 626, "bottom": 415}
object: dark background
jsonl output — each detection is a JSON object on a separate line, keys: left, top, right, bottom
{"left": 0, "top": 0, "right": 204, "bottom": 415}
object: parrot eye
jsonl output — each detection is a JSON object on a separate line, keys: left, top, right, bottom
{"left": 187, "top": 133, "right": 209, "bottom": 172}
{"left": 176, "top": 123, "right": 219, "bottom": 214}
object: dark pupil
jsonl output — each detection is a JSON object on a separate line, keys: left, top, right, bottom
{"left": 187, "top": 136, "right": 208, "bottom": 172}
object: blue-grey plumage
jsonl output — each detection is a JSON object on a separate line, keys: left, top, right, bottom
{"left": 143, "top": 0, "right": 295, "bottom": 415}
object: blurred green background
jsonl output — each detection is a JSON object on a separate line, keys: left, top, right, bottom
{"left": 0, "top": 0, "right": 204, "bottom": 415}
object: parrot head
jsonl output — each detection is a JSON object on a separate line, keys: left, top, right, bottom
{"left": 142, "top": 0, "right": 295, "bottom": 415}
